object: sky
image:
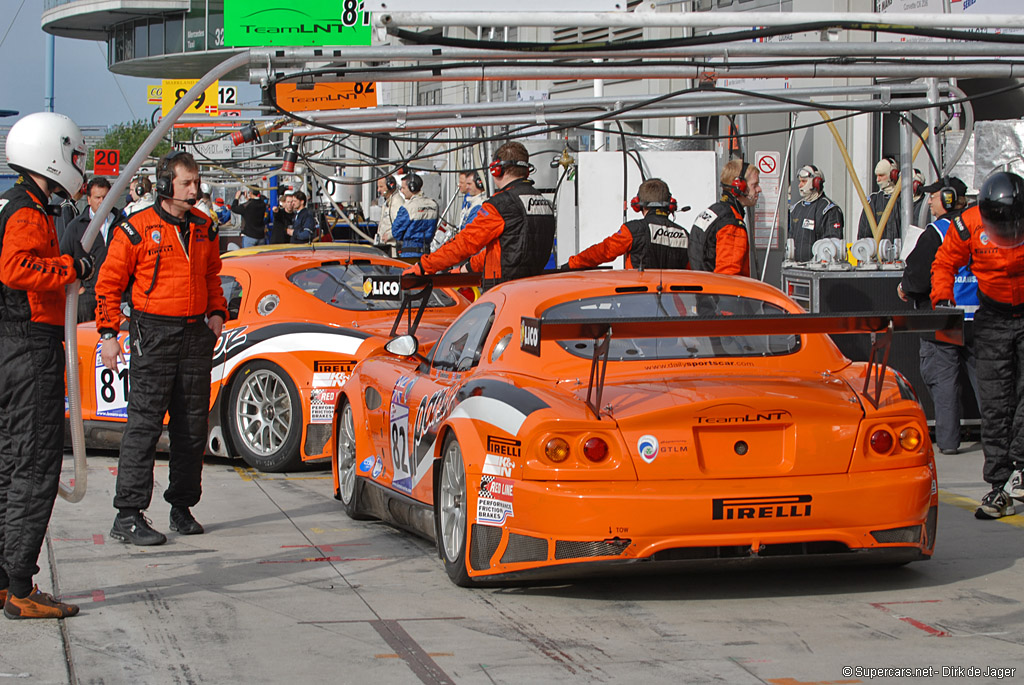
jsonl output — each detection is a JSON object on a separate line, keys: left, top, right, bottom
{"left": 0, "top": 2, "right": 255, "bottom": 128}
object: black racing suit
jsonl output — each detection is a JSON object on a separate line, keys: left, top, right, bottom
{"left": 0, "top": 178, "right": 79, "bottom": 592}
{"left": 857, "top": 190, "right": 902, "bottom": 243}
{"left": 788, "top": 194, "right": 844, "bottom": 262}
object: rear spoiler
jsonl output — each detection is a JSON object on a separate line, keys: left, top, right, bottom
{"left": 520, "top": 309, "right": 963, "bottom": 418}
{"left": 361, "top": 272, "right": 482, "bottom": 337}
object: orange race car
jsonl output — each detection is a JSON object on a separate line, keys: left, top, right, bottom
{"left": 332, "top": 269, "right": 961, "bottom": 586}
{"left": 70, "top": 245, "right": 468, "bottom": 472}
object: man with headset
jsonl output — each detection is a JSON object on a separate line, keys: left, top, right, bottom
{"left": 94, "top": 149, "right": 227, "bottom": 545}
{"left": 858, "top": 157, "right": 903, "bottom": 242}
{"left": 430, "top": 170, "right": 488, "bottom": 252}
{"left": 689, "top": 158, "right": 760, "bottom": 276}
{"left": 60, "top": 176, "right": 125, "bottom": 323}
{"left": 373, "top": 174, "right": 404, "bottom": 250}
{"left": 390, "top": 173, "right": 439, "bottom": 257}
{"left": 565, "top": 178, "right": 689, "bottom": 270}
{"left": 404, "top": 142, "right": 555, "bottom": 283}
{"left": 932, "top": 171, "right": 1024, "bottom": 520}
{"left": 0, "top": 112, "right": 93, "bottom": 619}
{"left": 788, "top": 164, "right": 844, "bottom": 262}
{"left": 125, "top": 176, "right": 154, "bottom": 216}
{"left": 898, "top": 176, "right": 975, "bottom": 457}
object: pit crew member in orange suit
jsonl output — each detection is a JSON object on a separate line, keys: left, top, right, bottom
{"left": 689, "top": 158, "right": 760, "bottom": 276}
{"left": 565, "top": 178, "right": 689, "bottom": 270}
{"left": 931, "top": 171, "right": 1024, "bottom": 521}
{"left": 403, "top": 141, "right": 555, "bottom": 283}
{"left": 94, "top": 150, "right": 227, "bottom": 546}
{"left": 0, "top": 112, "right": 92, "bottom": 619}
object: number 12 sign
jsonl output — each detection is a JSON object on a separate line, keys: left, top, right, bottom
{"left": 94, "top": 149, "right": 120, "bottom": 176}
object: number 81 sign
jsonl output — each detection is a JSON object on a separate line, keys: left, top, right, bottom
{"left": 95, "top": 338, "right": 131, "bottom": 419}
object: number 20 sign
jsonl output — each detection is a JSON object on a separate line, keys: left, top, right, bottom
{"left": 94, "top": 149, "right": 120, "bottom": 176}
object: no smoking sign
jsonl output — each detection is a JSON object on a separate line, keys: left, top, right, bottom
{"left": 756, "top": 151, "right": 780, "bottom": 177}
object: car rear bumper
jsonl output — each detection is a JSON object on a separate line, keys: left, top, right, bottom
{"left": 467, "top": 466, "right": 937, "bottom": 581}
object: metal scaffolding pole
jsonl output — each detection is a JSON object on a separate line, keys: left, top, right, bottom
{"left": 376, "top": 11, "right": 1024, "bottom": 30}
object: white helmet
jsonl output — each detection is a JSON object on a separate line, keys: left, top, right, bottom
{"left": 5, "top": 112, "right": 87, "bottom": 197}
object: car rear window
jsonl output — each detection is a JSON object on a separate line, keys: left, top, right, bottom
{"left": 543, "top": 292, "right": 800, "bottom": 361}
{"left": 289, "top": 262, "right": 456, "bottom": 311}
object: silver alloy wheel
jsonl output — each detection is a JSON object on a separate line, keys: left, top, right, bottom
{"left": 439, "top": 439, "right": 466, "bottom": 562}
{"left": 338, "top": 402, "right": 356, "bottom": 504}
{"left": 234, "top": 368, "right": 293, "bottom": 455}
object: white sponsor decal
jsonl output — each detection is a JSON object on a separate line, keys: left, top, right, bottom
{"left": 210, "top": 332, "right": 366, "bottom": 380}
{"left": 482, "top": 454, "right": 514, "bottom": 478}
{"left": 477, "top": 475, "right": 514, "bottom": 526}
{"left": 312, "top": 372, "right": 349, "bottom": 388}
{"left": 447, "top": 396, "right": 528, "bottom": 436}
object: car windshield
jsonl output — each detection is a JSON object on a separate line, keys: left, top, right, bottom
{"left": 544, "top": 292, "right": 800, "bottom": 361}
{"left": 289, "top": 261, "right": 456, "bottom": 311}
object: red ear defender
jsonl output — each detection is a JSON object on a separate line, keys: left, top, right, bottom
{"left": 913, "top": 179, "right": 923, "bottom": 195}
{"left": 668, "top": 196, "right": 678, "bottom": 212}
{"left": 812, "top": 175, "right": 823, "bottom": 192}
{"left": 489, "top": 159, "right": 504, "bottom": 177}
{"left": 731, "top": 161, "right": 750, "bottom": 196}
{"left": 630, "top": 196, "right": 642, "bottom": 212}
{"left": 887, "top": 158, "right": 899, "bottom": 184}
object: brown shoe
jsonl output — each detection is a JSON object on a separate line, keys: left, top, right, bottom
{"left": 0, "top": 589, "right": 6, "bottom": 606}
{"left": 4, "top": 586, "right": 80, "bottom": 620}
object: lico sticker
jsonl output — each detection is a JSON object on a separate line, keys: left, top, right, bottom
{"left": 95, "top": 337, "right": 131, "bottom": 418}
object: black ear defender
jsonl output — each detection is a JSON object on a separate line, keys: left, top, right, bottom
{"left": 155, "top": 149, "right": 189, "bottom": 198}
{"left": 135, "top": 181, "right": 145, "bottom": 197}
{"left": 405, "top": 173, "right": 423, "bottom": 194}
{"left": 940, "top": 178, "right": 958, "bottom": 212}
{"left": 385, "top": 175, "right": 397, "bottom": 192}
{"left": 471, "top": 171, "right": 485, "bottom": 191}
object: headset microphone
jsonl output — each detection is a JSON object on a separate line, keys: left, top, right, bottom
{"left": 680, "top": 205, "right": 692, "bottom": 213}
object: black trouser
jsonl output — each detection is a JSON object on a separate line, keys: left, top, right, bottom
{"left": 919, "top": 336, "right": 979, "bottom": 452}
{"left": 113, "top": 314, "right": 216, "bottom": 511}
{"left": 974, "top": 306, "right": 1024, "bottom": 487}
{"left": 0, "top": 324, "right": 65, "bottom": 588}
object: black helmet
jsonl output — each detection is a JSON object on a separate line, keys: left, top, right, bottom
{"left": 979, "top": 171, "right": 1024, "bottom": 248}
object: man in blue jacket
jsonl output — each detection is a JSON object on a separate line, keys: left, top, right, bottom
{"left": 391, "top": 173, "right": 439, "bottom": 257}
{"left": 289, "top": 191, "right": 319, "bottom": 243}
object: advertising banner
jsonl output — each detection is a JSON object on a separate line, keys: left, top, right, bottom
{"left": 224, "top": 0, "right": 371, "bottom": 47}
{"left": 275, "top": 81, "right": 378, "bottom": 112}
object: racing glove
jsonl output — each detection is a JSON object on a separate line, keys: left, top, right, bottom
{"left": 73, "top": 254, "right": 95, "bottom": 281}
{"left": 402, "top": 261, "right": 426, "bottom": 277}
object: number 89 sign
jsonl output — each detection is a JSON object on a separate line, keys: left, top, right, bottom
{"left": 95, "top": 336, "right": 131, "bottom": 418}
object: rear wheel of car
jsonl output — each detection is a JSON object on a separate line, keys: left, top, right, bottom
{"left": 336, "top": 398, "right": 372, "bottom": 520}
{"left": 228, "top": 360, "right": 303, "bottom": 472}
{"left": 437, "top": 433, "right": 473, "bottom": 587}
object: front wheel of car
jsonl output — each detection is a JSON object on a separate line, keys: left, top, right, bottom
{"left": 336, "top": 398, "right": 372, "bottom": 520}
{"left": 227, "top": 360, "right": 303, "bottom": 472}
{"left": 436, "top": 433, "right": 474, "bottom": 587}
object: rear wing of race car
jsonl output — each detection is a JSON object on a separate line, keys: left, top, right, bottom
{"left": 362, "top": 272, "right": 482, "bottom": 337}
{"left": 520, "top": 309, "right": 963, "bottom": 418}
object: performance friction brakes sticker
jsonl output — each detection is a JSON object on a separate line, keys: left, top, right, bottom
{"left": 477, "top": 476, "right": 514, "bottom": 526}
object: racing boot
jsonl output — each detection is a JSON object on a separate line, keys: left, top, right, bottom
{"left": 169, "top": 507, "right": 204, "bottom": 535}
{"left": 1009, "top": 469, "right": 1024, "bottom": 501}
{"left": 975, "top": 486, "right": 1016, "bottom": 520}
{"left": 4, "top": 586, "right": 79, "bottom": 620}
{"left": 110, "top": 511, "right": 167, "bottom": 545}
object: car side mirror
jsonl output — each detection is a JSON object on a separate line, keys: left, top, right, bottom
{"left": 385, "top": 335, "right": 420, "bottom": 357}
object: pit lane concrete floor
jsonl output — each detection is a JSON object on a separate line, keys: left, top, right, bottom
{"left": 4, "top": 444, "right": 1022, "bottom": 685}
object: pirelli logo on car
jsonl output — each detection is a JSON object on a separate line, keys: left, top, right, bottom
{"left": 487, "top": 435, "right": 521, "bottom": 457}
{"left": 712, "top": 495, "right": 812, "bottom": 521}
{"left": 520, "top": 317, "right": 541, "bottom": 356}
{"left": 362, "top": 275, "right": 401, "bottom": 300}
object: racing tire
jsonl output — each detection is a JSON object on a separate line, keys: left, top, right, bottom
{"left": 336, "top": 398, "right": 372, "bottom": 521}
{"left": 436, "top": 433, "right": 474, "bottom": 587}
{"left": 227, "top": 360, "right": 303, "bottom": 472}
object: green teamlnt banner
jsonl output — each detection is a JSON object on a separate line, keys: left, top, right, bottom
{"left": 224, "top": 0, "right": 371, "bottom": 47}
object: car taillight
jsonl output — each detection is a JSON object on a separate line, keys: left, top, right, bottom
{"left": 870, "top": 429, "right": 894, "bottom": 455}
{"left": 899, "top": 427, "right": 922, "bottom": 451}
{"left": 582, "top": 437, "right": 608, "bottom": 462}
{"left": 545, "top": 437, "right": 570, "bottom": 463}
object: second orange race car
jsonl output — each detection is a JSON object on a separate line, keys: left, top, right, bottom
{"left": 332, "top": 269, "right": 961, "bottom": 585}
{"left": 70, "top": 244, "right": 468, "bottom": 472}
